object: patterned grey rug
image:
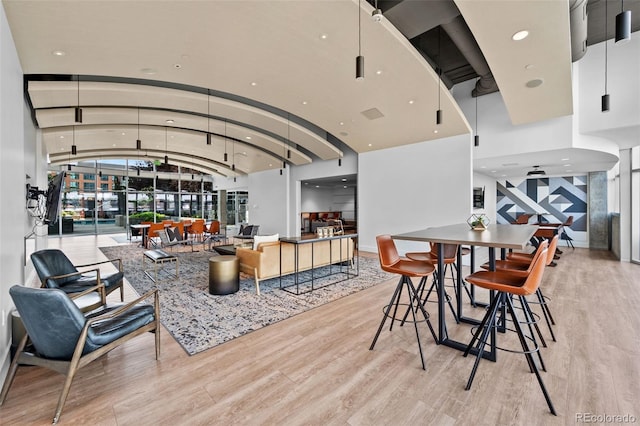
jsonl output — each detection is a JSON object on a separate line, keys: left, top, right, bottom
{"left": 99, "top": 245, "right": 392, "bottom": 355}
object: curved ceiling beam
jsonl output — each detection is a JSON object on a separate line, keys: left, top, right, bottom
{"left": 36, "top": 107, "right": 313, "bottom": 166}
{"left": 42, "top": 125, "right": 298, "bottom": 176}
{"left": 27, "top": 79, "right": 341, "bottom": 161}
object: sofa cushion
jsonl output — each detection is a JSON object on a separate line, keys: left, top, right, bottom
{"left": 253, "top": 233, "right": 279, "bottom": 250}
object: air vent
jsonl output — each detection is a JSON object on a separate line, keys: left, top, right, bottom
{"left": 361, "top": 108, "right": 385, "bottom": 120}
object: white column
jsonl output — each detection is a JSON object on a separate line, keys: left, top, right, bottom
{"left": 619, "top": 148, "right": 631, "bottom": 262}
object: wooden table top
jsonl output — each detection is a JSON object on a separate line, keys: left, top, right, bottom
{"left": 392, "top": 223, "right": 538, "bottom": 250}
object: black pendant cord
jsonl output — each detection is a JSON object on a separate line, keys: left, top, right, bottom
{"left": 437, "top": 26, "right": 442, "bottom": 125}
{"left": 474, "top": 77, "right": 480, "bottom": 147}
{"left": 224, "top": 120, "right": 228, "bottom": 162}
{"left": 605, "top": 0, "right": 608, "bottom": 96}
{"left": 358, "top": 0, "right": 362, "bottom": 58}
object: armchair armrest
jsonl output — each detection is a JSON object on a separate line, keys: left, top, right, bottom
{"left": 43, "top": 267, "right": 102, "bottom": 286}
{"left": 86, "top": 289, "right": 158, "bottom": 325}
{"left": 76, "top": 258, "right": 123, "bottom": 272}
{"left": 68, "top": 283, "right": 106, "bottom": 302}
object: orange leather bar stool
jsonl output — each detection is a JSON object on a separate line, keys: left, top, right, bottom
{"left": 405, "top": 243, "right": 460, "bottom": 323}
{"left": 505, "top": 235, "right": 559, "bottom": 342}
{"left": 512, "top": 213, "right": 532, "bottom": 224}
{"left": 480, "top": 240, "right": 552, "bottom": 345}
{"left": 463, "top": 246, "right": 556, "bottom": 415}
{"left": 370, "top": 235, "right": 437, "bottom": 370}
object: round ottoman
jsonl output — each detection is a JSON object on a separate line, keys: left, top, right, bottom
{"left": 209, "top": 255, "right": 239, "bottom": 295}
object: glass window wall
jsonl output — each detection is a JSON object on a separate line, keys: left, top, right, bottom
{"left": 48, "top": 159, "right": 237, "bottom": 237}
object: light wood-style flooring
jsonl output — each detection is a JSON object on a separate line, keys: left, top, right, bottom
{"left": 1, "top": 235, "right": 639, "bottom": 425}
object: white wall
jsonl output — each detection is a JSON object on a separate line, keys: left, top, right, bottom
{"left": 578, "top": 33, "right": 640, "bottom": 145}
{"left": 246, "top": 168, "right": 288, "bottom": 236}
{"left": 300, "top": 186, "right": 333, "bottom": 212}
{"left": 358, "top": 134, "right": 472, "bottom": 254}
{"left": 1, "top": 4, "right": 26, "bottom": 386}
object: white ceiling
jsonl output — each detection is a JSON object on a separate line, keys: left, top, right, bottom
{"left": 2, "top": 0, "right": 602, "bottom": 178}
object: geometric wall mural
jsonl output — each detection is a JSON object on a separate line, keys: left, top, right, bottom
{"left": 496, "top": 176, "right": 587, "bottom": 232}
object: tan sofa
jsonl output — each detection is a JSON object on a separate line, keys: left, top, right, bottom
{"left": 235, "top": 238, "right": 355, "bottom": 295}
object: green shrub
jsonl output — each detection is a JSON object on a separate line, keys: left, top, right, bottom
{"left": 129, "top": 212, "right": 166, "bottom": 223}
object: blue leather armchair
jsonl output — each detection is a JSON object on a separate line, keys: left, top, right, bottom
{"left": 30, "top": 249, "right": 124, "bottom": 309}
{"left": 0, "top": 285, "right": 160, "bottom": 424}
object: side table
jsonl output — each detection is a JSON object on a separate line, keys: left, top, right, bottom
{"left": 209, "top": 255, "right": 239, "bottom": 295}
{"left": 143, "top": 249, "right": 179, "bottom": 282}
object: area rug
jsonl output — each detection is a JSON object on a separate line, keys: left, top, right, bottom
{"left": 99, "top": 244, "right": 392, "bottom": 355}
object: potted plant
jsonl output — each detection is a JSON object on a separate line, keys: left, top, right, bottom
{"left": 467, "top": 214, "right": 490, "bottom": 231}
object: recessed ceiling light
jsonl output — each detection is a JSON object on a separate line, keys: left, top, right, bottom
{"left": 166, "top": 119, "right": 174, "bottom": 124}
{"left": 174, "top": 63, "right": 182, "bottom": 68}
{"left": 250, "top": 82, "right": 257, "bottom": 86}
{"left": 512, "top": 30, "right": 529, "bottom": 41}
{"left": 302, "top": 101, "right": 308, "bottom": 105}
{"left": 60, "top": 147, "right": 65, "bottom": 151}
{"left": 344, "top": 186, "right": 348, "bottom": 189}
{"left": 320, "top": 34, "right": 328, "bottom": 40}
{"left": 561, "top": 158, "right": 570, "bottom": 161}
{"left": 315, "top": 185, "right": 320, "bottom": 188}
{"left": 564, "top": 164, "right": 571, "bottom": 167}
{"left": 433, "top": 129, "right": 439, "bottom": 134}
{"left": 408, "top": 100, "right": 415, "bottom": 105}
{"left": 339, "top": 122, "right": 344, "bottom": 126}
{"left": 59, "top": 135, "right": 65, "bottom": 139}
{"left": 121, "top": 132, "right": 126, "bottom": 136}
{"left": 376, "top": 70, "right": 382, "bottom": 75}
{"left": 269, "top": 163, "right": 272, "bottom": 167}
{"left": 245, "top": 136, "right": 251, "bottom": 140}
{"left": 140, "top": 68, "right": 157, "bottom": 75}
{"left": 368, "top": 143, "right": 372, "bottom": 147}
{"left": 526, "top": 78, "right": 544, "bottom": 88}
{"left": 480, "top": 166, "right": 486, "bottom": 169}
{"left": 112, "top": 144, "right": 117, "bottom": 147}
{"left": 525, "top": 64, "right": 535, "bottom": 70}
{"left": 501, "top": 174, "right": 507, "bottom": 177}
{"left": 51, "top": 50, "right": 66, "bottom": 56}
{"left": 491, "top": 170, "right": 497, "bottom": 173}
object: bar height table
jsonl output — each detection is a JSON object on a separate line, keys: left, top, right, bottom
{"left": 392, "top": 223, "right": 538, "bottom": 360}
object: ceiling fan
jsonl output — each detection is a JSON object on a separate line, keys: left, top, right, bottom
{"left": 526, "top": 165, "right": 546, "bottom": 176}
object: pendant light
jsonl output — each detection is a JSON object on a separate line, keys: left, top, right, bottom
{"left": 164, "top": 127, "right": 169, "bottom": 164}
{"left": 286, "top": 114, "right": 291, "bottom": 159}
{"left": 602, "top": 0, "right": 610, "bottom": 112}
{"left": 74, "top": 77, "right": 82, "bottom": 123}
{"left": 615, "top": 0, "right": 631, "bottom": 43}
{"left": 474, "top": 80, "right": 480, "bottom": 147}
{"left": 71, "top": 126, "right": 77, "bottom": 155}
{"left": 436, "top": 27, "right": 443, "bottom": 125}
{"left": 231, "top": 138, "right": 235, "bottom": 171}
{"left": 136, "top": 108, "right": 142, "bottom": 150}
{"left": 224, "top": 121, "right": 228, "bottom": 162}
{"left": 356, "top": 0, "right": 364, "bottom": 80}
{"left": 206, "top": 92, "right": 212, "bottom": 145}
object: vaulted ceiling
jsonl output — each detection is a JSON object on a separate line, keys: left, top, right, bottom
{"left": 2, "top": 0, "right": 635, "bottom": 179}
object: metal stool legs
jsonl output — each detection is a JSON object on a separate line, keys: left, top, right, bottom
{"left": 370, "top": 275, "right": 437, "bottom": 370}
{"left": 463, "top": 292, "right": 557, "bottom": 416}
